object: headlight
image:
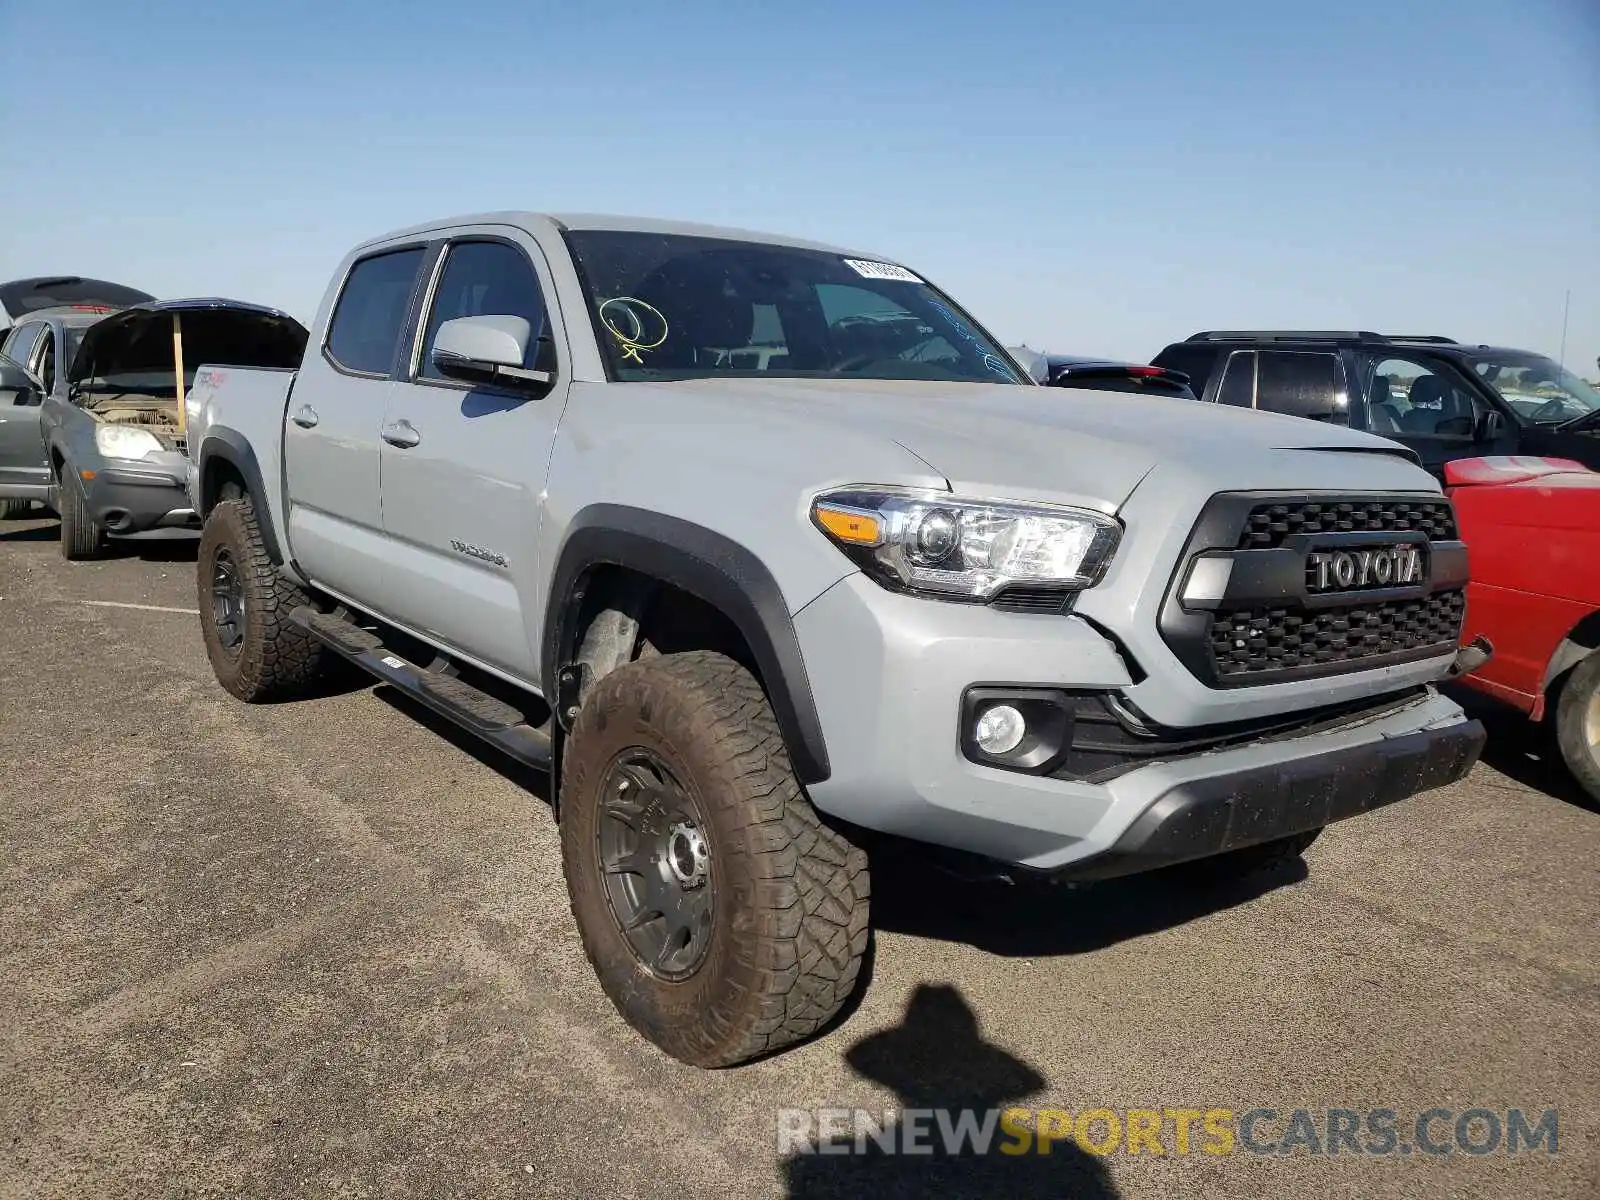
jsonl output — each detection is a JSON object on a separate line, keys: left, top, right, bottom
{"left": 94, "top": 424, "right": 165, "bottom": 459}
{"left": 811, "top": 486, "right": 1120, "bottom": 600}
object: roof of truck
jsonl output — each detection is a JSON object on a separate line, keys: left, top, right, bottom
{"left": 356, "top": 212, "right": 874, "bottom": 258}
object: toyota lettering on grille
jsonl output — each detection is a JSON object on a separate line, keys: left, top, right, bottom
{"left": 1306, "top": 544, "right": 1424, "bottom": 593}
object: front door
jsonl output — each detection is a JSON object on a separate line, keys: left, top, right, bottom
{"left": 284, "top": 245, "right": 428, "bottom": 603}
{"left": 377, "top": 233, "right": 570, "bottom": 682}
{"left": 0, "top": 322, "right": 49, "bottom": 493}
{"left": 1357, "top": 353, "right": 1507, "bottom": 478}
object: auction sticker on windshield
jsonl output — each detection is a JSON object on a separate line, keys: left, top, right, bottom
{"left": 843, "top": 259, "right": 924, "bottom": 284}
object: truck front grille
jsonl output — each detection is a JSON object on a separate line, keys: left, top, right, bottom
{"left": 1238, "top": 498, "right": 1457, "bottom": 549}
{"left": 1209, "top": 590, "right": 1466, "bottom": 679}
{"left": 1161, "top": 492, "right": 1469, "bottom": 688}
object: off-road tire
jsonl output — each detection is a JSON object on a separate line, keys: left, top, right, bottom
{"left": 197, "top": 496, "right": 329, "bottom": 702}
{"left": 57, "top": 465, "right": 106, "bottom": 560}
{"left": 1553, "top": 652, "right": 1600, "bottom": 804}
{"left": 561, "top": 650, "right": 870, "bottom": 1067}
{"left": 0, "top": 498, "right": 30, "bottom": 520}
{"left": 1180, "top": 828, "right": 1322, "bottom": 883}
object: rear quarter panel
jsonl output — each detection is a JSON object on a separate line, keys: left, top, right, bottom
{"left": 188, "top": 365, "right": 297, "bottom": 546}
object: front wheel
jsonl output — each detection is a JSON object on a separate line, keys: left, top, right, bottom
{"left": 0, "top": 498, "right": 30, "bottom": 520}
{"left": 560, "top": 650, "right": 870, "bottom": 1067}
{"left": 1554, "top": 653, "right": 1600, "bottom": 804}
{"left": 57, "top": 465, "right": 106, "bottom": 560}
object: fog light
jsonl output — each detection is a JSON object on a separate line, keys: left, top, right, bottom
{"left": 974, "top": 704, "right": 1026, "bottom": 756}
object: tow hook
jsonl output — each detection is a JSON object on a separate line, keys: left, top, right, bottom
{"left": 1446, "top": 635, "right": 1494, "bottom": 680}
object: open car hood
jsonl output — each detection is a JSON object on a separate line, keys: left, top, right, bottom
{"left": 0, "top": 276, "right": 154, "bottom": 321}
{"left": 68, "top": 298, "right": 307, "bottom": 385}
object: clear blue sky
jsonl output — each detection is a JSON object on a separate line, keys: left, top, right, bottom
{"left": 4, "top": 0, "right": 1597, "bottom": 372}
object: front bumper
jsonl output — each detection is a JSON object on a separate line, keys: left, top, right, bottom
{"left": 1041, "top": 713, "right": 1483, "bottom": 880}
{"left": 85, "top": 464, "right": 198, "bottom": 536}
{"left": 795, "top": 574, "right": 1482, "bottom": 874}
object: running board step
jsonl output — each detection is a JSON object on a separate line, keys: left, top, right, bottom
{"left": 291, "top": 606, "right": 552, "bottom": 770}
{"left": 301, "top": 610, "right": 383, "bottom": 655}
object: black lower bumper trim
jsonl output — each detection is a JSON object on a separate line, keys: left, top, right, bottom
{"left": 98, "top": 468, "right": 185, "bottom": 488}
{"left": 1048, "top": 715, "right": 1486, "bottom": 881}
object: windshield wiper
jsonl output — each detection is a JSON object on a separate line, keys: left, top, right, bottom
{"left": 1555, "top": 408, "right": 1600, "bottom": 432}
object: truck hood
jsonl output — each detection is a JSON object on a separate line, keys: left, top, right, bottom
{"left": 68, "top": 298, "right": 307, "bottom": 384}
{"left": 657, "top": 377, "right": 1419, "bottom": 511}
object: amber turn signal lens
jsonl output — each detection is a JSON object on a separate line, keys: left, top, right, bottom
{"left": 814, "top": 504, "right": 883, "bottom": 546}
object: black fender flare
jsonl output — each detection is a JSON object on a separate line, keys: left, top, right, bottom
{"left": 196, "top": 429, "right": 283, "bottom": 564}
{"left": 543, "top": 505, "right": 831, "bottom": 784}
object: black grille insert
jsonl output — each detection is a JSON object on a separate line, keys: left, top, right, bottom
{"left": 1238, "top": 498, "right": 1456, "bottom": 549}
{"left": 1209, "top": 590, "right": 1465, "bottom": 679}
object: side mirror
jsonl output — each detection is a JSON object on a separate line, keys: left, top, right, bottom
{"left": 1007, "top": 346, "right": 1050, "bottom": 385}
{"left": 431, "top": 315, "right": 552, "bottom": 392}
{"left": 1476, "top": 410, "right": 1507, "bottom": 442}
{"left": 0, "top": 355, "right": 42, "bottom": 404}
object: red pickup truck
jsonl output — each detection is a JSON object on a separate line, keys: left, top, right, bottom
{"left": 1448, "top": 456, "right": 1600, "bottom": 801}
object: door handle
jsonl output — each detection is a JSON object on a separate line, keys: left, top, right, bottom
{"left": 291, "top": 404, "right": 319, "bottom": 429}
{"left": 381, "top": 420, "right": 421, "bottom": 449}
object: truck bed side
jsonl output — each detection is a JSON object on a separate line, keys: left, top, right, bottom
{"left": 186, "top": 363, "right": 297, "bottom": 558}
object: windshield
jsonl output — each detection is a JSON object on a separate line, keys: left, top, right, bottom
{"left": 564, "top": 231, "right": 1024, "bottom": 385}
{"left": 1469, "top": 352, "right": 1600, "bottom": 425}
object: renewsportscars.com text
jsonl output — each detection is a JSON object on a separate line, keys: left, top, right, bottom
{"left": 777, "top": 1106, "right": 1559, "bottom": 1158}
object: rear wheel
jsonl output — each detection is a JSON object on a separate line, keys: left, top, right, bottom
{"left": 560, "top": 650, "right": 870, "bottom": 1067}
{"left": 57, "top": 464, "right": 106, "bottom": 560}
{"left": 1554, "top": 653, "right": 1600, "bottom": 804}
{"left": 196, "top": 495, "right": 329, "bottom": 701}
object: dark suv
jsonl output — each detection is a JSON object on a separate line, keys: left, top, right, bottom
{"left": 1152, "top": 331, "right": 1600, "bottom": 477}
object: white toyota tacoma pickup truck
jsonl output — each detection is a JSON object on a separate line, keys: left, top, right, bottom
{"left": 183, "top": 212, "right": 1487, "bottom": 1066}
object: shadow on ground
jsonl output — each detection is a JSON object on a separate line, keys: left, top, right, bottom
{"left": 781, "top": 984, "right": 1118, "bottom": 1199}
{"left": 870, "top": 840, "right": 1305, "bottom": 957}
{"left": 0, "top": 516, "right": 200, "bottom": 562}
{"left": 0, "top": 521, "right": 59, "bottom": 542}
{"left": 1446, "top": 684, "right": 1598, "bottom": 815}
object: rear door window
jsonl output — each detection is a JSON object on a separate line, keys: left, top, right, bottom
{"left": 1255, "top": 351, "right": 1351, "bottom": 423}
{"left": 325, "top": 248, "right": 426, "bottom": 376}
{"left": 1215, "top": 351, "right": 1256, "bottom": 406}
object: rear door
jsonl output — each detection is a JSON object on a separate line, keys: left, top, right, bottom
{"left": 377, "top": 232, "right": 569, "bottom": 680}
{"left": 284, "top": 245, "right": 429, "bottom": 602}
{"left": 0, "top": 321, "right": 48, "bottom": 489}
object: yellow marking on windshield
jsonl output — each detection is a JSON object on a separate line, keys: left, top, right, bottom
{"left": 599, "top": 297, "right": 669, "bottom": 364}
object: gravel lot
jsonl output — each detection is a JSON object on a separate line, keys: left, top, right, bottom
{"left": 2, "top": 514, "right": 1596, "bottom": 1199}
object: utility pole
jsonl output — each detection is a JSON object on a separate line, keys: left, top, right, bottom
{"left": 1558, "top": 288, "right": 1570, "bottom": 370}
